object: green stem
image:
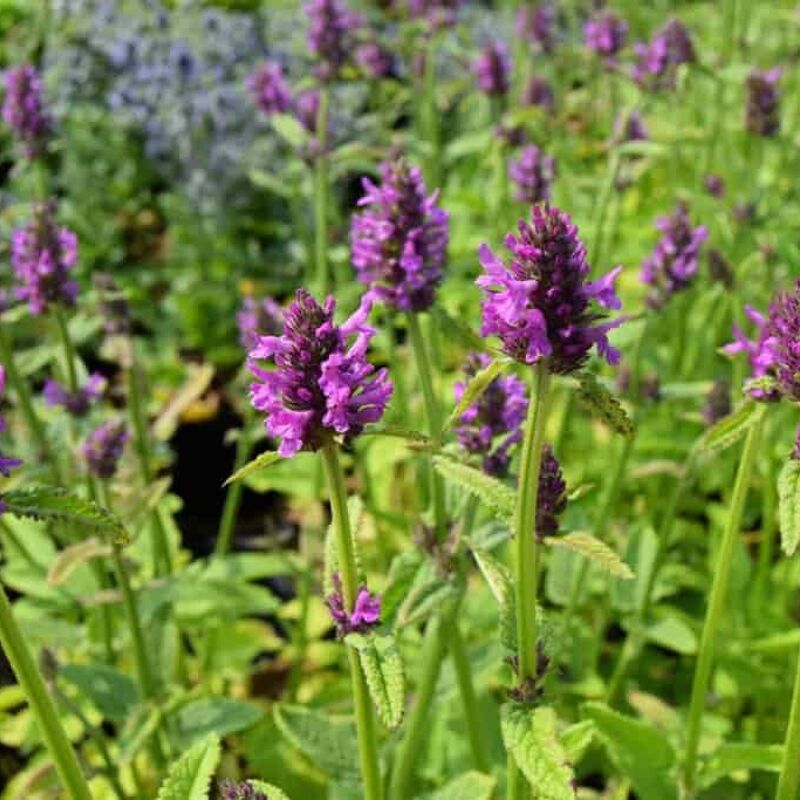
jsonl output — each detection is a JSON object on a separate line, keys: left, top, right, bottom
{"left": 0, "top": 581, "right": 92, "bottom": 800}
{"left": 450, "top": 623, "right": 489, "bottom": 772}
{"left": 776, "top": 639, "right": 800, "bottom": 800}
{"left": 406, "top": 311, "right": 446, "bottom": 539}
{"left": 314, "top": 84, "right": 330, "bottom": 295}
{"left": 53, "top": 306, "right": 79, "bottom": 394}
{"left": 215, "top": 423, "right": 252, "bottom": 556}
{"left": 422, "top": 34, "right": 442, "bottom": 189}
{"left": 320, "top": 443, "right": 383, "bottom": 800}
{"left": 683, "top": 414, "right": 763, "bottom": 797}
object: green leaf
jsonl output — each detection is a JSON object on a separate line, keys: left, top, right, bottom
{"left": 361, "top": 426, "right": 435, "bottom": 451}
{"left": 561, "top": 720, "right": 595, "bottom": 765}
{"left": 59, "top": 664, "right": 139, "bottom": 722}
{"left": 249, "top": 781, "right": 292, "bottom": 800}
{"left": 778, "top": 458, "right": 800, "bottom": 556}
{"left": 171, "top": 697, "right": 262, "bottom": 750}
{"left": 156, "top": 733, "right": 221, "bottom": 800}
{"left": 442, "top": 357, "right": 508, "bottom": 434}
{"left": 433, "top": 456, "right": 515, "bottom": 524}
{"left": 381, "top": 549, "right": 426, "bottom": 626}
{"left": 429, "top": 306, "right": 486, "bottom": 351}
{"left": 2, "top": 487, "right": 128, "bottom": 545}
{"left": 421, "top": 771, "right": 497, "bottom": 800}
{"left": 575, "top": 373, "right": 635, "bottom": 440}
{"left": 583, "top": 702, "right": 677, "bottom": 800}
{"left": 224, "top": 450, "right": 282, "bottom": 487}
{"left": 699, "top": 742, "right": 783, "bottom": 789}
{"left": 47, "top": 537, "right": 112, "bottom": 586}
{"left": 546, "top": 533, "right": 634, "bottom": 580}
{"left": 271, "top": 113, "right": 310, "bottom": 148}
{"left": 398, "top": 574, "right": 459, "bottom": 627}
{"left": 346, "top": 633, "right": 405, "bottom": 729}
{"left": 694, "top": 401, "right": 763, "bottom": 459}
{"left": 472, "top": 547, "right": 516, "bottom": 651}
{"left": 324, "top": 496, "right": 365, "bottom": 595}
{"left": 500, "top": 704, "right": 576, "bottom": 800}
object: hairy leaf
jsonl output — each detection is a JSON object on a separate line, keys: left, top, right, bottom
{"left": 576, "top": 373, "right": 635, "bottom": 439}
{"left": 156, "top": 733, "right": 221, "bottom": 800}
{"left": 699, "top": 742, "right": 783, "bottom": 789}
{"left": 443, "top": 357, "right": 508, "bottom": 434}
{"left": 224, "top": 451, "right": 282, "bottom": 487}
{"left": 47, "top": 537, "right": 112, "bottom": 586}
{"left": 324, "top": 496, "right": 366, "bottom": 595}
{"left": 694, "top": 401, "right": 763, "bottom": 458}
{"left": 472, "top": 547, "right": 516, "bottom": 651}
{"left": 778, "top": 458, "right": 800, "bottom": 556}
{"left": 433, "top": 456, "right": 515, "bottom": 524}
{"left": 546, "top": 533, "right": 634, "bottom": 580}
{"left": 249, "top": 781, "right": 292, "bottom": 800}
{"left": 346, "top": 633, "right": 405, "bottom": 729}
{"left": 561, "top": 720, "right": 595, "bottom": 765}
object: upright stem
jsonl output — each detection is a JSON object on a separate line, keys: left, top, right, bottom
{"left": 314, "top": 84, "right": 331, "bottom": 295}
{"left": 215, "top": 422, "right": 252, "bottom": 556}
{"left": 54, "top": 307, "right": 79, "bottom": 394}
{"left": 422, "top": 34, "right": 442, "bottom": 189}
{"left": 0, "top": 581, "right": 92, "bottom": 800}
{"left": 320, "top": 443, "right": 383, "bottom": 800}
{"left": 450, "top": 623, "right": 489, "bottom": 772}
{"left": 776, "top": 639, "right": 800, "bottom": 800}
{"left": 683, "top": 415, "right": 763, "bottom": 797}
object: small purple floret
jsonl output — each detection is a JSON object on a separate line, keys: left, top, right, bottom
{"left": 631, "top": 18, "right": 695, "bottom": 91}
{"left": 584, "top": 12, "right": 627, "bottom": 64}
{"left": 326, "top": 573, "right": 381, "bottom": 635}
{"left": 82, "top": 421, "right": 128, "bottom": 479}
{"left": 237, "top": 297, "right": 284, "bottom": 350}
{"left": 43, "top": 373, "right": 106, "bottom": 417}
{"left": 245, "top": 62, "right": 293, "bottom": 116}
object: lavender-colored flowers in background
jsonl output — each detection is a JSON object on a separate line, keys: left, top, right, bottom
{"left": 326, "top": 572, "right": 381, "bottom": 636}
{"left": 356, "top": 41, "right": 394, "bottom": 79}
{"left": 306, "top": 0, "right": 361, "bottom": 81}
{"left": 704, "top": 174, "right": 726, "bottom": 198}
{"left": 640, "top": 204, "right": 707, "bottom": 309}
{"left": 2, "top": 64, "right": 50, "bottom": 158}
{"left": 508, "top": 145, "right": 556, "bottom": 205}
{"left": 44, "top": 374, "right": 106, "bottom": 417}
{"left": 351, "top": 160, "right": 449, "bottom": 313}
{"left": 248, "top": 290, "right": 392, "bottom": 457}
{"left": 745, "top": 68, "right": 781, "bottom": 137}
{"left": 237, "top": 296, "right": 284, "bottom": 350}
{"left": 517, "top": 3, "right": 555, "bottom": 53}
{"left": 703, "top": 379, "right": 731, "bottom": 426}
{"left": 632, "top": 18, "right": 695, "bottom": 91}
{"left": 522, "top": 76, "right": 555, "bottom": 111}
{"left": 11, "top": 201, "right": 79, "bottom": 316}
{"left": 454, "top": 353, "right": 527, "bottom": 478}
{"left": 82, "top": 420, "right": 128, "bottom": 479}
{"left": 477, "top": 204, "right": 624, "bottom": 374}
{"left": 407, "top": 0, "right": 462, "bottom": 30}
{"left": 473, "top": 40, "right": 511, "bottom": 98}
{"left": 245, "top": 61, "right": 293, "bottom": 117}
{"left": 584, "top": 12, "right": 628, "bottom": 65}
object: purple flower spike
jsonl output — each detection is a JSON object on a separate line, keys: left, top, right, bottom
{"left": 477, "top": 204, "right": 625, "bottom": 375}
{"left": 326, "top": 573, "right": 381, "bottom": 635}
{"left": 508, "top": 146, "right": 556, "bottom": 205}
{"left": 11, "top": 201, "right": 79, "bottom": 316}
{"left": 724, "top": 281, "right": 800, "bottom": 403}
{"left": 351, "top": 160, "right": 449, "bottom": 313}
{"left": 2, "top": 65, "right": 50, "bottom": 159}
{"left": 82, "top": 421, "right": 128, "bottom": 479}
{"left": 218, "top": 780, "right": 269, "bottom": 800}
{"left": 518, "top": 4, "right": 556, "bottom": 53}
{"left": 43, "top": 373, "right": 106, "bottom": 417}
{"left": 295, "top": 88, "right": 321, "bottom": 134}
{"left": 0, "top": 366, "right": 23, "bottom": 490}
{"left": 356, "top": 42, "right": 394, "bottom": 78}
{"left": 522, "top": 76, "right": 555, "bottom": 111}
{"left": 584, "top": 12, "right": 628, "bottom": 65}
{"left": 248, "top": 290, "right": 392, "bottom": 457}
{"left": 454, "top": 353, "right": 528, "bottom": 478}
{"left": 640, "top": 204, "right": 707, "bottom": 309}
{"left": 745, "top": 68, "right": 781, "bottom": 137}
{"left": 473, "top": 40, "right": 511, "bottom": 98}
{"left": 305, "top": 0, "right": 362, "bottom": 82}
{"left": 237, "top": 296, "right": 284, "bottom": 350}
{"left": 704, "top": 174, "right": 726, "bottom": 198}
{"left": 536, "top": 444, "right": 566, "bottom": 539}
{"left": 632, "top": 18, "right": 695, "bottom": 91}
{"left": 245, "top": 61, "right": 293, "bottom": 116}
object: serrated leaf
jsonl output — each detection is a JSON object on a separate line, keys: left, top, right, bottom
{"left": 583, "top": 702, "right": 677, "bottom": 800}
{"left": 433, "top": 456, "right": 515, "bottom": 524}
{"left": 421, "top": 771, "right": 497, "bottom": 800}
{"left": 546, "top": 533, "right": 634, "bottom": 580}
{"left": 156, "top": 733, "right": 221, "bottom": 800}
{"left": 324, "top": 496, "right": 365, "bottom": 595}
{"left": 271, "top": 113, "right": 310, "bottom": 148}
{"left": 575, "top": 373, "right": 634, "bottom": 439}
{"left": 472, "top": 546, "right": 516, "bottom": 651}
{"left": 248, "top": 781, "right": 291, "bottom": 800}
{"left": 778, "top": 458, "right": 800, "bottom": 556}
{"left": 443, "top": 357, "right": 509, "bottom": 434}
{"left": 223, "top": 450, "right": 282, "bottom": 487}
{"left": 699, "top": 742, "right": 783, "bottom": 789}
{"left": 398, "top": 575, "right": 459, "bottom": 627}
{"left": 59, "top": 664, "right": 139, "bottom": 722}
{"left": 47, "top": 537, "right": 113, "bottom": 586}
{"left": 3, "top": 487, "right": 128, "bottom": 545}
{"left": 500, "top": 704, "right": 576, "bottom": 800}
{"left": 346, "top": 633, "right": 405, "bottom": 729}
{"left": 694, "top": 401, "right": 762, "bottom": 458}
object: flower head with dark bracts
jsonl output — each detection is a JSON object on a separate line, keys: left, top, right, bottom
{"left": 536, "top": 444, "right": 566, "bottom": 539}
{"left": 44, "top": 374, "right": 106, "bottom": 417}
{"left": 508, "top": 146, "right": 556, "bottom": 205}
{"left": 351, "top": 160, "right": 449, "bottom": 313}
{"left": 245, "top": 61, "right": 293, "bottom": 116}
{"left": 640, "top": 204, "right": 707, "bottom": 309}
{"left": 454, "top": 353, "right": 528, "bottom": 478}
{"left": 248, "top": 290, "right": 392, "bottom": 457}
{"left": 305, "top": 0, "right": 362, "bottom": 81}
{"left": 584, "top": 12, "right": 628, "bottom": 64}
{"left": 632, "top": 18, "right": 695, "bottom": 91}
{"left": 473, "top": 41, "right": 511, "bottom": 98}
{"left": 11, "top": 201, "right": 79, "bottom": 316}
{"left": 477, "top": 204, "right": 624, "bottom": 375}
{"left": 82, "top": 421, "right": 128, "bottom": 479}
{"left": 218, "top": 780, "right": 269, "bottom": 800}
{"left": 326, "top": 573, "right": 381, "bottom": 636}
{"left": 522, "top": 76, "right": 555, "bottom": 111}
{"left": 745, "top": 68, "right": 781, "bottom": 137}
{"left": 237, "top": 296, "right": 284, "bottom": 350}
{"left": 518, "top": 4, "right": 555, "bottom": 53}
{"left": 2, "top": 65, "right": 50, "bottom": 158}
{"left": 724, "top": 280, "right": 800, "bottom": 403}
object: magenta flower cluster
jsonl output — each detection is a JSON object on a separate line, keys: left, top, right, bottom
{"left": 11, "top": 201, "right": 79, "bottom": 316}
{"left": 82, "top": 421, "right": 128, "bottom": 479}
{"left": 508, "top": 146, "right": 556, "bottom": 205}
{"left": 2, "top": 64, "right": 49, "bottom": 158}
{"left": 305, "top": 0, "right": 362, "bottom": 81}
{"left": 473, "top": 41, "right": 511, "bottom": 98}
{"left": 745, "top": 68, "right": 781, "bottom": 137}
{"left": 237, "top": 296, "right": 283, "bottom": 350}
{"left": 454, "top": 353, "right": 527, "bottom": 478}
{"left": 725, "top": 280, "right": 800, "bottom": 403}
{"left": 351, "top": 161, "right": 449, "bottom": 313}
{"left": 245, "top": 62, "right": 292, "bottom": 116}
{"left": 584, "top": 12, "right": 628, "bottom": 64}
{"left": 44, "top": 374, "right": 106, "bottom": 417}
{"left": 326, "top": 573, "right": 381, "bottom": 636}
{"left": 477, "top": 204, "right": 624, "bottom": 375}
{"left": 248, "top": 290, "right": 392, "bottom": 457}
{"left": 640, "top": 204, "right": 707, "bottom": 309}
{"left": 632, "top": 18, "right": 695, "bottom": 91}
